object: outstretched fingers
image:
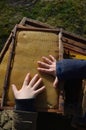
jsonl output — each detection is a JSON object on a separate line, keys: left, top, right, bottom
{"left": 29, "top": 74, "right": 39, "bottom": 87}
{"left": 23, "top": 73, "right": 31, "bottom": 87}
{"left": 37, "top": 61, "right": 50, "bottom": 69}
{"left": 49, "top": 55, "right": 56, "bottom": 62}
{"left": 37, "top": 67, "right": 51, "bottom": 74}
{"left": 42, "top": 56, "right": 52, "bottom": 64}
{"left": 12, "top": 84, "right": 18, "bottom": 98}
{"left": 33, "top": 78, "right": 42, "bottom": 89}
{"left": 34, "top": 86, "right": 45, "bottom": 96}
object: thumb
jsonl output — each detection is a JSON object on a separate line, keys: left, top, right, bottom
{"left": 12, "top": 84, "right": 18, "bottom": 98}
{"left": 53, "top": 77, "right": 59, "bottom": 88}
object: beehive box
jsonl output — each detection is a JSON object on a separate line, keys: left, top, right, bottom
{"left": 0, "top": 25, "right": 61, "bottom": 112}
{"left": 0, "top": 17, "right": 86, "bottom": 115}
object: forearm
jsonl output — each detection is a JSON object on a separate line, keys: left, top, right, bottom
{"left": 56, "top": 59, "right": 86, "bottom": 80}
{"left": 13, "top": 110, "right": 37, "bottom": 130}
{"left": 15, "top": 98, "right": 35, "bottom": 112}
{"left": 13, "top": 99, "right": 37, "bottom": 130}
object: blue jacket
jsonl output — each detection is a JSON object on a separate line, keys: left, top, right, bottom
{"left": 56, "top": 59, "right": 86, "bottom": 80}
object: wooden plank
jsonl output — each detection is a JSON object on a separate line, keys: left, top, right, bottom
{"left": 1, "top": 26, "right": 17, "bottom": 107}
{"left": 17, "top": 24, "right": 60, "bottom": 34}
{"left": 0, "top": 25, "right": 17, "bottom": 63}
{"left": 19, "top": 17, "right": 54, "bottom": 29}
{"left": 62, "top": 37, "right": 86, "bottom": 50}
{"left": 64, "top": 43, "right": 86, "bottom": 55}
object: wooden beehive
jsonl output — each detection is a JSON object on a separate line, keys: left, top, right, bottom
{"left": 0, "top": 17, "right": 86, "bottom": 115}
{"left": 0, "top": 25, "right": 62, "bottom": 112}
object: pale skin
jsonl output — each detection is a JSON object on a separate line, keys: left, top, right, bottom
{"left": 12, "top": 73, "right": 45, "bottom": 99}
{"left": 37, "top": 55, "right": 58, "bottom": 88}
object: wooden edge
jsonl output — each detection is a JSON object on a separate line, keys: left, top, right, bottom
{"left": 0, "top": 25, "right": 17, "bottom": 63}
{"left": 19, "top": 17, "right": 55, "bottom": 29}
{"left": 1, "top": 25, "right": 17, "bottom": 108}
{"left": 64, "top": 45, "right": 86, "bottom": 56}
{"left": 17, "top": 24, "right": 60, "bottom": 33}
{"left": 62, "top": 37, "right": 86, "bottom": 50}
{"left": 19, "top": 17, "right": 27, "bottom": 25}
{"left": 63, "top": 30, "right": 86, "bottom": 44}
{"left": 0, "top": 33, "right": 12, "bottom": 63}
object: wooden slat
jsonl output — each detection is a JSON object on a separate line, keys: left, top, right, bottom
{"left": 17, "top": 24, "right": 60, "bottom": 34}
{"left": 64, "top": 43, "right": 86, "bottom": 55}
{"left": 19, "top": 17, "right": 54, "bottom": 29}
{"left": 0, "top": 25, "right": 17, "bottom": 63}
{"left": 1, "top": 26, "right": 17, "bottom": 107}
{"left": 62, "top": 37, "right": 86, "bottom": 50}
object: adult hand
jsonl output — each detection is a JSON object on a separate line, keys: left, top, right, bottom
{"left": 37, "top": 55, "right": 59, "bottom": 88}
{"left": 12, "top": 73, "right": 45, "bottom": 99}
{"left": 37, "top": 55, "right": 56, "bottom": 77}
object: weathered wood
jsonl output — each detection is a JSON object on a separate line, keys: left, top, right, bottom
{"left": 0, "top": 33, "right": 12, "bottom": 63}
{"left": 62, "top": 37, "right": 86, "bottom": 51}
{"left": 0, "top": 25, "right": 17, "bottom": 63}
{"left": 19, "top": 17, "right": 54, "bottom": 29}
{"left": 1, "top": 26, "right": 17, "bottom": 107}
{"left": 59, "top": 29, "right": 64, "bottom": 60}
{"left": 64, "top": 44, "right": 86, "bottom": 55}
{"left": 17, "top": 24, "right": 60, "bottom": 34}
{"left": 63, "top": 30, "right": 86, "bottom": 45}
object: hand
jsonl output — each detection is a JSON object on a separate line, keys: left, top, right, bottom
{"left": 37, "top": 55, "right": 56, "bottom": 77}
{"left": 37, "top": 55, "right": 59, "bottom": 88}
{"left": 12, "top": 73, "right": 45, "bottom": 99}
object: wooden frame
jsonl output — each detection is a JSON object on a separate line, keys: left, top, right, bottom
{"left": 0, "top": 17, "right": 86, "bottom": 115}
{"left": 0, "top": 25, "right": 61, "bottom": 113}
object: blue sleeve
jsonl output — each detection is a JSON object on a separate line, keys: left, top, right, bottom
{"left": 56, "top": 59, "right": 86, "bottom": 80}
{"left": 15, "top": 99, "right": 35, "bottom": 112}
